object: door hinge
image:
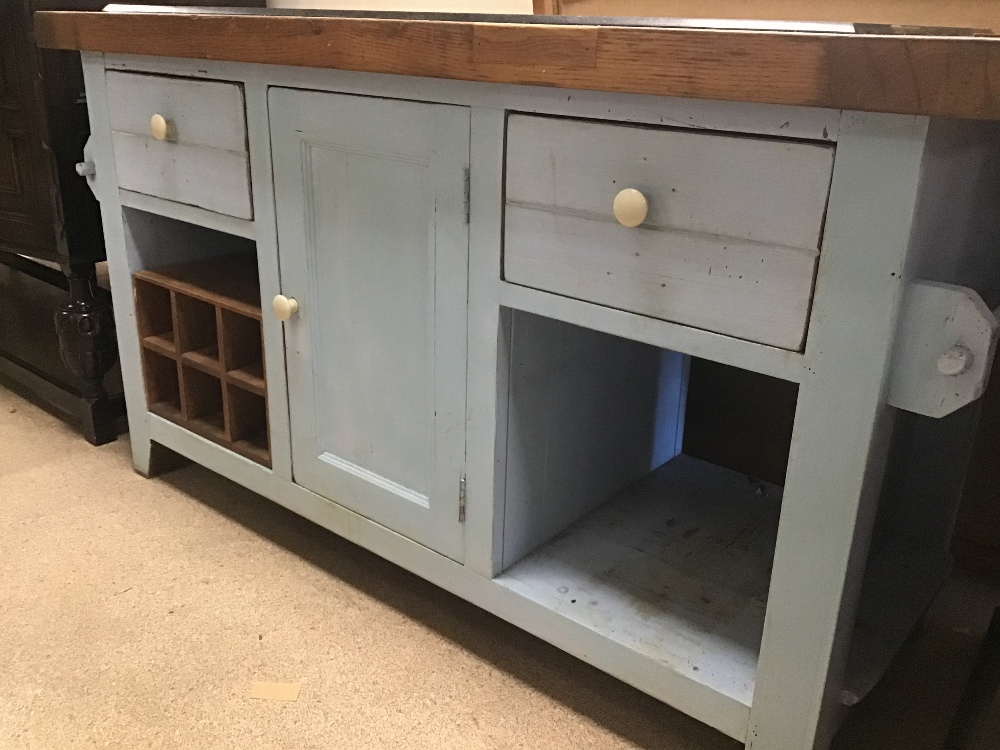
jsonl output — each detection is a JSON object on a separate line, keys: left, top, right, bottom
{"left": 463, "top": 167, "right": 470, "bottom": 225}
{"left": 458, "top": 475, "right": 467, "bottom": 523}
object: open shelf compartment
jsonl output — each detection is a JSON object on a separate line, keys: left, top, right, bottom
{"left": 493, "top": 309, "right": 950, "bottom": 721}
{"left": 132, "top": 236, "right": 271, "bottom": 468}
{"left": 134, "top": 277, "right": 175, "bottom": 356}
{"left": 226, "top": 384, "right": 270, "bottom": 466}
{"left": 141, "top": 347, "right": 181, "bottom": 416}
{"left": 222, "top": 308, "right": 266, "bottom": 396}
{"left": 175, "top": 294, "right": 219, "bottom": 369}
{"left": 182, "top": 365, "right": 225, "bottom": 436}
{"left": 492, "top": 310, "right": 779, "bottom": 711}
{"left": 499, "top": 453, "right": 780, "bottom": 708}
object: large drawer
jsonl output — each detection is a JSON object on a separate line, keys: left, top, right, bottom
{"left": 106, "top": 72, "right": 253, "bottom": 220}
{"left": 503, "top": 115, "right": 835, "bottom": 350}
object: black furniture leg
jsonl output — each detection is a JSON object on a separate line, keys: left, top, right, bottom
{"left": 79, "top": 392, "right": 123, "bottom": 446}
{"left": 54, "top": 261, "right": 120, "bottom": 443}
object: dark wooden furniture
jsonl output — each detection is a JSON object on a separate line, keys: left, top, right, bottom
{"left": 952, "top": 354, "right": 1000, "bottom": 581}
{"left": 1, "top": 0, "right": 265, "bottom": 444}
{"left": 1, "top": 0, "right": 122, "bottom": 444}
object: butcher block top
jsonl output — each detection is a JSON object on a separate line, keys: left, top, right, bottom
{"left": 33, "top": 4, "right": 1000, "bottom": 120}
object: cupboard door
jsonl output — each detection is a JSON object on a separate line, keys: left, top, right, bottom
{"left": 269, "top": 88, "right": 469, "bottom": 561}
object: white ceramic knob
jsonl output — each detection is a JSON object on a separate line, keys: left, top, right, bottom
{"left": 613, "top": 188, "right": 649, "bottom": 228}
{"left": 150, "top": 113, "right": 173, "bottom": 141}
{"left": 938, "top": 346, "right": 973, "bottom": 376}
{"left": 272, "top": 294, "right": 299, "bottom": 322}
{"left": 75, "top": 161, "right": 96, "bottom": 177}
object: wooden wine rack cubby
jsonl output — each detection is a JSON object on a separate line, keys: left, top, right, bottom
{"left": 133, "top": 254, "right": 270, "bottom": 467}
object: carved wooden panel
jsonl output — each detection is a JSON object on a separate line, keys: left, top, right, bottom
{"left": 0, "top": 0, "right": 59, "bottom": 255}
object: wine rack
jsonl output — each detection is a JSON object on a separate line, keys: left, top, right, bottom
{"left": 133, "top": 254, "right": 270, "bottom": 467}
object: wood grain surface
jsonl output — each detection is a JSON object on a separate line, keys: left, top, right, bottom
{"left": 33, "top": 10, "right": 1000, "bottom": 120}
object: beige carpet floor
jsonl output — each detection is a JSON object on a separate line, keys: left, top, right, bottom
{"left": 1, "top": 383, "right": 998, "bottom": 750}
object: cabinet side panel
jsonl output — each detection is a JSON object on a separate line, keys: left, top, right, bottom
{"left": 871, "top": 118, "right": 1000, "bottom": 566}
{"left": 501, "top": 310, "right": 686, "bottom": 568}
{"left": 906, "top": 118, "right": 1000, "bottom": 308}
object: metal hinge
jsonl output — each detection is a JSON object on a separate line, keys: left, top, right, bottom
{"left": 458, "top": 475, "right": 467, "bottom": 523}
{"left": 463, "top": 167, "right": 470, "bottom": 225}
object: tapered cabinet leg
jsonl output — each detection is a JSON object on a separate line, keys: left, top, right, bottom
{"left": 133, "top": 439, "right": 189, "bottom": 478}
{"left": 81, "top": 54, "right": 158, "bottom": 474}
{"left": 747, "top": 113, "right": 931, "bottom": 749}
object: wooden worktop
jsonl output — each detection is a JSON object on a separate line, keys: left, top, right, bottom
{"left": 33, "top": 6, "right": 1000, "bottom": 121}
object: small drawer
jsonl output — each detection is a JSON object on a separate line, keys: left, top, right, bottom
{"left": 503, "top": 115, "right": 835, "bottom": 350}
{"left": 106, "top": 71, "right": 252, "bottom": 220}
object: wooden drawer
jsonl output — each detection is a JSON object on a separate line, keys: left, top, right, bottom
{"left": 503, "top": 115, "right": 835, "bottom": 350}
{"left": 106, "top": 72, "right": 252, "bottom": 220}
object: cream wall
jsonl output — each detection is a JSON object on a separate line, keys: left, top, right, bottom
{"left": 267, "top": 0, "right": 533, "bottom": 12}
{"left": 547, "top": 0, "right": 1000, "bottom": 29}
{"left": 268, "top": 0, "right": 1000, "bottom": 28}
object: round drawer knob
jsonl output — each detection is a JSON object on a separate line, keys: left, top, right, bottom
{"left": 150, "top": 113, "right": 173, "bottom": 141}
{"left": 272, "top": 294, "right": 299, "bottom": 322}
{"left": 613, "top": 188, "right": 649, "bottom": 228}
{"left": 75, "top": 161, "right": 96, "bottom": 177}
{"left": 938, "top": 345, "right": 973, "bottom": 376}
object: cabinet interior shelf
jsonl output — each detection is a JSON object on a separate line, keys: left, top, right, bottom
{"left": 498, "top": 454, "right": 777, "bottom": 708}
{"left": 496, "top": 453, "right": 951, "bottom": 711}
{"left": 134, "top": 254, "right": 270, "bottom": 467}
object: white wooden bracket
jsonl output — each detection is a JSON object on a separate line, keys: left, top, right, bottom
{"left": 887, "top": 280, "right": 1000, "bottom": 418}
{"left": 74, "top": 135, "right": 101, "bottom": 201}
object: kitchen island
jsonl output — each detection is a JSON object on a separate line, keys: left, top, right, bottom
{"left": 35, "top": 6, "right": 1000, "bottom": 748}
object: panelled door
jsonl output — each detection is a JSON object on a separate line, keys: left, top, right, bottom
{"left": 269, "top": 88, "right": 470, "bottom": 562}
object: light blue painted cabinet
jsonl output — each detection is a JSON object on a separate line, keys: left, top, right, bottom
{"left": 80, "top": 51, "right": 1000, "bottom": 750}
{"left": 269, "top": 88, "right": 470, "bottom": 562}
